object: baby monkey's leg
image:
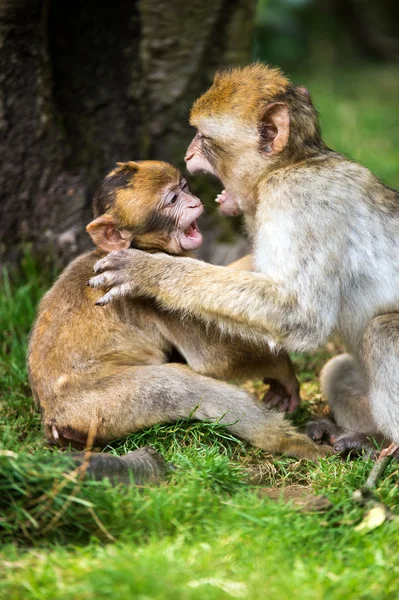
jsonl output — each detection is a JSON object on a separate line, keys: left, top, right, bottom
{"left": 157, "top": 304, "right": 300, "bottom": 414}
{"left": 47, "top": 364, "right": 325, "bottom": 458}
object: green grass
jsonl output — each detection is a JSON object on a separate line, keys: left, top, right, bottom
{"left": 1, "top": 64, "right": 399, "bottom": 598}
{"left": 299, "top": 64, "right": 399, "bottom": 190}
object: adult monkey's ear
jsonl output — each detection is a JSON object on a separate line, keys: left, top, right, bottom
{"left": 86, "top": 214, "right": 133, "bottom": 252}
{"left": 296, "top": 86, "right": 311, "bottom": 102}
{"left": 259, "top": 102, "right": 290, "bottom": 155}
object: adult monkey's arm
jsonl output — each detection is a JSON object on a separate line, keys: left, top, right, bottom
{"left": 89, "top": 249, "right": 336, "bottom": 352}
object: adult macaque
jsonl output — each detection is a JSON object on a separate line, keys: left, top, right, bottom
{"left": 89, "top": 64, "right": 399, "bottom": 455}
{"left": 29, "top": 160, "right": 320, "bottom": 457}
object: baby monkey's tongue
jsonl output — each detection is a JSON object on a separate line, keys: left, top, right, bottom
{"left": 182, "top": 220, "right": 203, "bottom": 250}
{"left": 185, "top": 221, "right": 200, "bottom": 238}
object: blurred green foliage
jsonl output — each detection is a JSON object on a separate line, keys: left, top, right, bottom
{"left": 254, "top": 0, "right": 399, "bottom": 69}
{"left": 253, "top": 1, "right": 399, "bottom": 190}
{"left": 295, "top": 65, "right": 399, "bottom": 189}
{"left": 254, "top": 0, "right": 316, "bottom": 69}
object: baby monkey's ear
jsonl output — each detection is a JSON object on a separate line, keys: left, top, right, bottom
{"left": 86, "top": 214, "right": 133, "bottom": 252}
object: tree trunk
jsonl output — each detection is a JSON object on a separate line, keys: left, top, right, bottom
{"left": 329, "top": 0, "right": 399, "bottom": 62}
{"left": 0, "top": 0, "right": 255, "bottom": 268}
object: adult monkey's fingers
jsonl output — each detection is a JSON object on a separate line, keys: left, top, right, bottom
{"left": 92, "top": 253, "right": 116, "bottom": 273}
{"left": 88, "top": 269, "right": 127, "bottom": 289}
{"left": 95, "top": 283, "right": 135, "bottom": 305}
{"left": 95, "top": 289, "right": 117, "bottom": 306}
{"left": 88, "top": 273, "right": 113, "bottom": 288}
{"left": 93, "top": 249, "right": 148, "bottom": 275}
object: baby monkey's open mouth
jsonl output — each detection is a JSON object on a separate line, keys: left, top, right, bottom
{"left": 181, "top": 219, "right": 203, "bottom": 250}
{"left": 184, "top": 220, "right": 200, "bottom": 238}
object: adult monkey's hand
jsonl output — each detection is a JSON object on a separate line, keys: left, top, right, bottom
{"left": 90, "top": 249, "right": 157, "bottom": 305}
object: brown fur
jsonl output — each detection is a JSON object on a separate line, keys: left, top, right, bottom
{"left": 191, "top": 64, "right": 289, "bottom": 124}
{"left": 227, "top": 254, "right": 253, "bottom": 272}
{"left": 89, "top": 64, "right": 399, "bottom": 450}
{"left": 29, "top": 160, "right": 324, "bottom": 459}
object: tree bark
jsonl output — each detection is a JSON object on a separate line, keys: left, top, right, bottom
{"left": 328, "top": 0, "right": 399, "bottom": 61}
{"left": 0, "top": 0, "right": 255, "bottom": 267}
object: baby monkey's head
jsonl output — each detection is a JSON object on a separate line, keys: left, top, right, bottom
{"left": 86, "top": 161, "right": 204, "bottom": 255}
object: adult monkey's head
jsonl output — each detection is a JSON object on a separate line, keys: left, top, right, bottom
{"left": 87, "top": 161, "right": 204, "bottom": 255}
{"left": 185, "top": 63, "right": 323, "bottom": 215}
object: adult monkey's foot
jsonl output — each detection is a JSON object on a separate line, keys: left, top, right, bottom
{"left": 307, "top": 418, "right": 385, "bottom": 458}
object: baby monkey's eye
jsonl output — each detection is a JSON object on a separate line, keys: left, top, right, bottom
{"left": 181, "top": 179, "right": 189, "bottom": 192}
{"left": 165, "top": 191, "right": 178, "bottom": 205}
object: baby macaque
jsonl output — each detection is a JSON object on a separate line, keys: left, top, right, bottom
{"left": 29, "top": 160, "right": 324, "bottom": 458}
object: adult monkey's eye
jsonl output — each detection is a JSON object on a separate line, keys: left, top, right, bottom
{"left": 165, "top": 191, "right": 178, "bottom": 205}
{"left": 181, "top": 179, "right": 189, "bottom": 192}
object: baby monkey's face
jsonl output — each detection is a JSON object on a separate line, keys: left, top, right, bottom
{"left": 138, "top": 171, "right": 204, "bottom": 254}
{"left": 87, "top": 161, "right": 204, "bottom": 256}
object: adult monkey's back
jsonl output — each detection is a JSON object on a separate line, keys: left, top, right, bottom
{"left": 90, "top": 64, "right": 399, "bottom": 454}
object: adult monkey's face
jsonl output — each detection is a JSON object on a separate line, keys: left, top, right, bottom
{"left": 185, "top": 64, "right": 320, "bottom": 216}
{"left": 185, "top": 128, "right": 246, "bottom": 217}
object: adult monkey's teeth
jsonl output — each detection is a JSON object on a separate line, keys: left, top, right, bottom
{"left": 216, "top": 189, "right": 226, "bottom": 203}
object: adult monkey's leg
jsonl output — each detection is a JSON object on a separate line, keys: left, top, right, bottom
{"left": 362, "top": 314, "right": 399, "bottom": 455}
{"left": 308, "top": 354, "right": 385, "bottom": 456}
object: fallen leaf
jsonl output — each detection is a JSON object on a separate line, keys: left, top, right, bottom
{"left": 187, "top": 578, "right": 247, "bottom": 598}
{"left": 355, "top": 505, "right": 387, "bottom": 533}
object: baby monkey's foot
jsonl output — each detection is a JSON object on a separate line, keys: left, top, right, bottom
{"left": 262, "top": 378, "right": 301, "bottom": 414}
{"left": 307, "top": 418, "right": 382, "bottom": 458}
